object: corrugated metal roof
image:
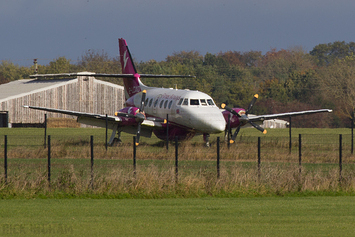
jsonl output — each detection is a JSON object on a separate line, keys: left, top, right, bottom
{"left": 0, "top": 78, "right": 77, "bottom": 102}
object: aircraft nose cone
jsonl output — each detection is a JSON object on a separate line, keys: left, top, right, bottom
{"left": 197, "top": 111, "right": 226, "bottom": 133}
{"left": 213, "top": 119, "right": 226, "bottom": 133}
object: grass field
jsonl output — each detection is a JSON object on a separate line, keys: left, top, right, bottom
{"left": 0, "top": 127, "right": 355, "bottom": 198}
{"left": 0, "top": 197, "right": 355, "bottom": 236}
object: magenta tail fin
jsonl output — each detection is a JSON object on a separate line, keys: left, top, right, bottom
{"left": 119, "top": 38, "right": 142, "bottom": 98}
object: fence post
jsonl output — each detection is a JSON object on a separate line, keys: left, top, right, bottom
{"left": 217, "top": 137, "right": 220, "bottom": 179}
{"left": 299, "top": 134, "right": 302, "bottom": 175}
{"left": 4, "top": 135, "right": 7, "bottom": 184}
{"left": 133, "top": 136, "right": 136, "bottom": 176}
{"left": 339, "top": 134, "right": 342, "bottom": 183}
{"left": 90, "top": 135, "right": 94, "bottom": 189}
{"left": 44, "top": 114, "right": 47, "bottom": 148}
{"left": 47, "top": 135, "right": 51, "bottom": 187}
{"left": 258, "top": 137, "right": 261, "bottom": 181}
{"left": 175, "top": 136, "right": 178, "bottom": 183}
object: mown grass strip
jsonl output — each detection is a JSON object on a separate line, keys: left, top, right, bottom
{"left": 0, "top": 197, "right": 355, "bottom": 236}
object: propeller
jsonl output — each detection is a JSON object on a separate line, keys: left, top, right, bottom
{"left": 135, "top": 90, "right": 147, "bottom": 146}
{"left": 221, "top": 94, "right": 267, "bottom": 144}
{"left": 115, "top": 90, "right": 166, "bottom": 146}
{"left": 134, "top": 90, "right": 167, "bottom": 146}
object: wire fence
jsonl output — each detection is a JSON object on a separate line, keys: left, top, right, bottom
{"left": 0, "top": 133, "right": 354, "bottom": 188}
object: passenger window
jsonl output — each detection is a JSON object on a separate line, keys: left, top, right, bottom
{"left": 190, "top": 99, "right": 199, "bottom": 105}
{"left": 154, "top": 99, "right": 159, "bottom": 107}
{"left": 200, "top": 99, "right": 207, "bottom": 106}
{"left": 207, "top": 99, "right": 214, "bottom": 106}
{"left": 164, "top": 100, "right": 168, "bottom": 109}
{"left": 177, "top": 98, "right": 183, "bottom": 105}
{"left": 182, "top": 98, "right": 188, "bottom": 105}
{"left": 145, "top": 98, "right": 149, "bottom": 106}
{"left": 160, "top": 100, "right": 164, "bottom": 108}
{"left": 168, "top": 100, "right": 173, "bottom": 109}
{"left": 149, "top": 98, "right": 153, "bottom": 107}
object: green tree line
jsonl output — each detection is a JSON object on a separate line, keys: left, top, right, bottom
{"left": 2, "top": 42, "right": 355, "bottom": 128}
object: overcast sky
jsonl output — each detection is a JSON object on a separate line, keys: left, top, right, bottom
{"left": 1, "top": 0, "right": 355, "bottom": 66}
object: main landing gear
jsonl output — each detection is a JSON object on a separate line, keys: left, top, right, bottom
{"left": 203, "top": 133, "right": 210, "bottom": 147}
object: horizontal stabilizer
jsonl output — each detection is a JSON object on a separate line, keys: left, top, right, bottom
{"left": 29, "top": 73, "right": 195, "bottom": 79}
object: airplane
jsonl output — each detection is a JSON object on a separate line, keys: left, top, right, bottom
{"left": 25, "top": 38, "right": 332, "bottom": 146}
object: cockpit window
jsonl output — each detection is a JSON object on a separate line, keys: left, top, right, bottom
{"left": 190, "top": 99, "right": 199, "bottom": 105}
{"left": 178, "top": 98, "right": 183, "bottom": 105}
{"left": 200, "top": 99, "right": 207, "bottom": 106}
{"left": 182, "top": 98, "right": 188, "bottom": 105}
{"left": 207, "top": 99, "right": 214, "bottom": 106}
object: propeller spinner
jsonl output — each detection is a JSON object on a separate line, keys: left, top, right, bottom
{"left": 221, "top": 94, "right": 267, "bottom": 144}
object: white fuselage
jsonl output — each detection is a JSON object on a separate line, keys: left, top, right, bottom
{"left": 128, "top": 87, "right": 226, "bottom": 134}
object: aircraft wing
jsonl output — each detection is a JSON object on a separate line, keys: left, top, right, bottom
{"left": 248, "top": 109, "right": 332, "bottom": 122}
{"left": 24, "top": 105, "right": 119, "bottom": 121}
{"left": 23, "top": 105, "right": 164, "bottom": 129}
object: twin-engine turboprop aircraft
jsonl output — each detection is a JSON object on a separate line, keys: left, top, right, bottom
{"left": 25, "top": 38, "right": 332, "bottom": 146}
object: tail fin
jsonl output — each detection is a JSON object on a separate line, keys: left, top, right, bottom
{"left": 119, "top": 38, "right": 143, "bottom": 99}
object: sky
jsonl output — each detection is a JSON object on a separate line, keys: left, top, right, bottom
{"left": 1, "top": 0, "right": 355, "bottom": 67}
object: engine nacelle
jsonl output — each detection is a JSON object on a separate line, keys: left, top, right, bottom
{"left": 116, "top": 107, "right": 140, "bottom": 116}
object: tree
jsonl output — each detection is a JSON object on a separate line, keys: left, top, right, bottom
{"left": 218, "top": 50, "right": 262, "bottom": 67}
{"left": 39, "top": 57, "right": 76, "bottom": 74}
{"left": 256, "top": 48, "right": 317, "bottom": 103}
{"left": 166, "top": 51, "right": 203, "bottom": 66}
{"left": 0, "top": 60, "right": 31, "bottom": 84}
{"left": 310, "top": 41, "right": 355, "bottom": 66}
{"left": 78, "top": 50, "right": 121, "bottom": 73}
{"left": 317, "top": 55, "right": 355, "bottom": 120}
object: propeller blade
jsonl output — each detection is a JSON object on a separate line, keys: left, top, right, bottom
{"left": 249, "top": 121, "right": 267, "bottom": 134}
{"left": 136, "top": 123, "right": 141, "bottom": 146}
{"left": 230, "top": 125, "right": 241, "bottom": 144}
{"left": 139, "top": 90, "right": 147, "bottom": 112}
{"left": 246, "top": 94, "right": 258, "bottom": 115}
{"left": 221, "top": 103, "right": 240, "bottom": 117}
{"left": 114, "top": 112, "right": 136, "bottom": 118}
{"left": 225, "top": 113, "right": 232, "bottom": 142}
{"left": 146, "top": 117, "right": 167, "bottom": 123}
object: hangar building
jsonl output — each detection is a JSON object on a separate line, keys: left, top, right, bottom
{"left": 0, "top": 73, "right": 125, "bottom": 127}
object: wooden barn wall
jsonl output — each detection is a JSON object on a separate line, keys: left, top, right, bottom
{"left": 0, "top": 76, "right": 124, "bottom": 124}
